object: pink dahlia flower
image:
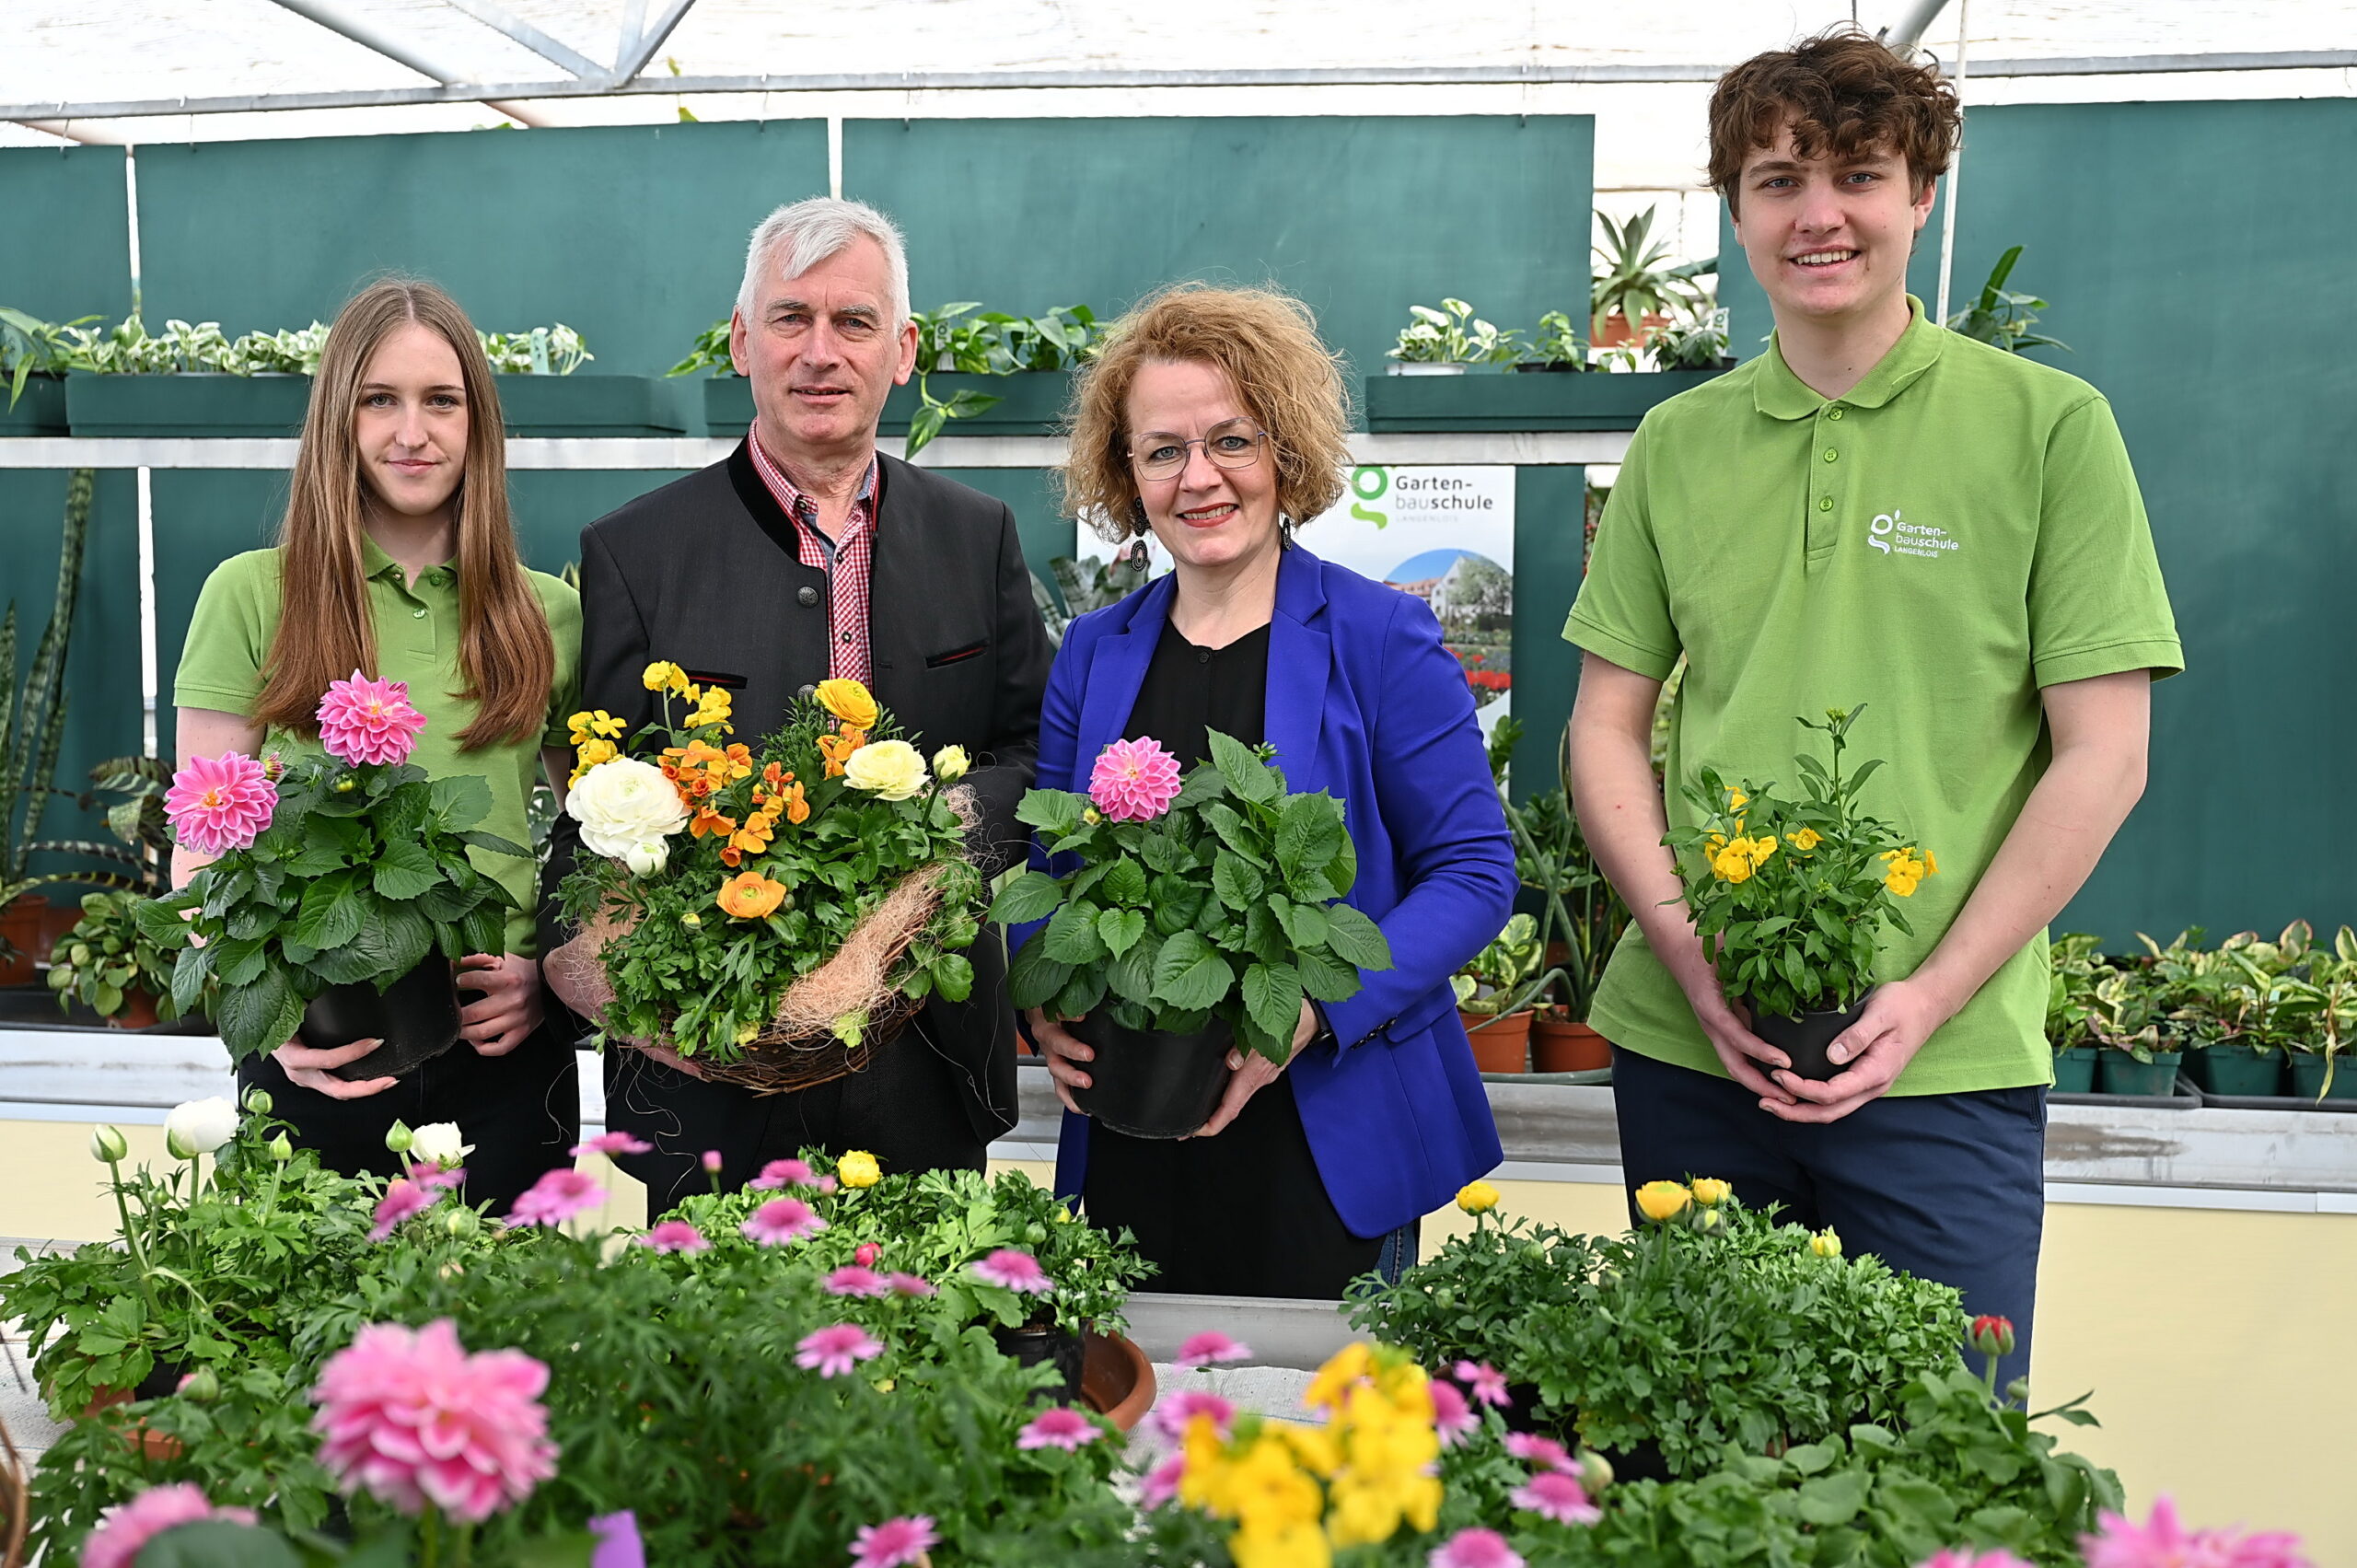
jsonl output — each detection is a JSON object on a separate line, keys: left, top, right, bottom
{"left": 824, "top": 1265, "right": 891, "bottom": 1297}
{"left": 505, "top": 1167, "right": 605, "bottom": 1228}
{"left": 743, "top": 1197, "right": 827, "bottom": 1246}
{"left": 1430, "top": 1377, "right": 1476, "bottom": 1446}
{"left": 164, "top": 752, "right": 278, "bottom": 856}
{"left": 1174, "top": 1330, "right": 1252, "bottom": 1370}
{"left": 369, "top": 1178, "right": 441, "bottom": 1242}
{"left": 571, "top": 1131, "right": 652, "bottom": 1158}
{"left": 1430, "top": 1528, "right": 1525, "bottom": 1568}
{"left": 749, "top": 1156, "right": 821, "bottom": 1190}
{"left": 317, "top": 671, "right": 428, "bottom": 768}
{"left": 81, "top": 1483, "right": 257, "bottom": 1568}
{"left": 2083, "top": 1498, "right": 2310, "bottom": 1568}
{"left": 887, "top": 1272, "right": 936, "bottom": 1297}
{"left": 310, "top": 1318, "right": 557, "bottom": 1525}
{"left": 851, "top": 1515, "right": 938, "bottom": 1568}
{"left": 970, "top": 1248, "right": 1054, "bottom": 1294}
{"left": 1017, "top": 1405, "right": 1101, "bottom": 1451}
{"left": 1087, "top": 736, "right": 1183, "bottom": 822}
{"left": 1455, "top": 1358, "right": 1512, "bottom": 1408}
{"left": 1504, "top": 1432, "right": 1576, "bottom": 1472}
{"left": 1152, "top": 1388, "right": 1236, "bottom": 1442}
{"left": 1512, "top": 1469, "right": 1601, "bottom": 1526}
{"left": 1140, "top": 1455, "right": 1187, "bottom": 1510}
{"left": 640, "top": 1220, "right": 710, "bottom": 1254}
{"left": 795, "top": 1323, "right": 883, "bottom": 1378}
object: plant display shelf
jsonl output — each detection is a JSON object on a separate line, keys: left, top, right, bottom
{"left": 702, "top": 370, "right": 1076, "bottom": 437}
{"left": 1364, "top": 366, "right": 1729, "bottom": 432}
{"left": 60, "top": 374, "right": 691, "bottom": 438}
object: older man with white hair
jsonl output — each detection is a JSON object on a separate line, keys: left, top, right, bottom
{"left": 545, "top": 198, "right": 1051, "bottom": 1210}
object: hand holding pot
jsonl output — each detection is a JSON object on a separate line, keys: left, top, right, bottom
{"left": 272, "top": 1038, "right": 396, "bottom": 1100}
{"left": 1192, "top": 1002, "right": 1320, "bottom": 1139}
{"left": 458, "top": 953, "right": 544, "bottom": 1058}
{"left": 1765, "top": 976, "right": 1955, "bottom": 1124}
{"left": 1028, "top": 1007, "right": 1093, "bottom": 1115}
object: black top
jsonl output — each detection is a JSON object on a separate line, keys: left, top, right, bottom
{"left": 1121, "top": 618, "right": 1271, "bottom": 761}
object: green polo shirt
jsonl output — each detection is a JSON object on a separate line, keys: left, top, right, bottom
{"left": 1564, "top": 297, "right": 2182, "bottom": 1095}
{"left": 174, "top": 539, "right": 580, "bottom": 957}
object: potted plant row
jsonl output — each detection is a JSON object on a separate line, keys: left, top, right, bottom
{"left": 1366, "top": 294, "right": 1730, "bottom": 431}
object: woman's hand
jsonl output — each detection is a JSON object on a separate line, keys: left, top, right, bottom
{"left": 459, "top": 953, "right": 543, "bottom": 1058}
{"left": 1193, "top": 1001, "right": 1321, "bottom": 1138}
{"left": 1028, "top": 1007, "right": 1094, "bottom": 1115}
{"left": 272, "top": 1039, "right": 398, "bottom": 1099}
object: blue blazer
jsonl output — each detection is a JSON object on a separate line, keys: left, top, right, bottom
{"left": 1023, "top": 546, "right": 1515, "bottom": 1237}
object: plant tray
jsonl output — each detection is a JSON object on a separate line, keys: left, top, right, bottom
{"left": 65, "top": 373, "right": 687, "bottom": 437}
{"left": 2188, "top": 1088, "right": 2357, "bottom": 1115}
{"left": 495, "top": 375, "right": 689, "bottom": 436}
{"left": 2049, "top": 1073, "right": 2203, "bottom": 1111}
{"left": 0, "top": 375, "right": 69, "bottom": 436}
{"left": 1507, "top": 1068, "right": 1614, "bottom": 1086}
{"left": 1362, "top": 367, "right": 1727, "bottom": 432}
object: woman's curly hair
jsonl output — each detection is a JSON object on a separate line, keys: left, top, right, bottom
{"left": 1709, "top": 29, "right": 1961, "bottom": 213}
{"left": 1062, "top": 283, "right": 1351, "bottom": 544}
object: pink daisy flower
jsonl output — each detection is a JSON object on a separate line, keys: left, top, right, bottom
{"left": 1429, "top": 1527, "right": 1525, "bottom": 1568}
{"left": 970, "top": 1248, "right": 1054, "bottom": 1293}
{"left": 1504, "top": 1432, "right": 1577, "bottom": 1472}
{"left": 640, "top": 1220, "right": 710, "bottom": 1254}
{"left": 1512, "top": 1469, "right": 1601, "bottom": 1526}
{"left": 316, "top": 672, "right": 428, "bottom": 768}
{"left": 1016, "top": 1405, "right": 1101, "bottom": 1451}
{"left": 1430, "top": 1377, "right": 1477, "bottom": 1446}
{"left": 850, "top": 1515, "right": 938, "bottom": 1568}
{"left": 1140, "top": 1455, "right": 1187, "bottom": 1511}
{"left": 571, "top": 1131, "right": 652, "bottom": 1158}
{"left": 369, "top": 1178, "right": 440, "bottom": 1241}
{"left": 824, "top": 1265, "right": 891, "bottom": 1297}
{"left": 310, "top": 1318, "right": 557, "bottom": 1525}
{"left": 1455, "top": 1359, "right": 1512, "bottom": 1408}
{"left": 505, "top": 1167, "right": 605, "bottom": 1228}
{"left": 742, "top": 1197, "right": 827, "bottom": 1246}
{"left": 2084, "top": 1498, "right": 2305, "bottom": 1568}
{"left": 887, "top": 1272, "right": 936, "bottom": 1297}
{"left": 80, "top": 1483, "right": 257, "bottom": 1568}
{"left": 408, "top": 1161, "right": 468, "bottom": 1192}
{"left": 795, "top": 1323, "right": 883, "bottom": 1378}
{"left": 1921, "top": 1554, "right": 2038, "bottom": 1568}
{"left": 164, "top": 752, "right": 277, "bottom": 856}
{"left": 1152, "top": 1388, "right": 1236, "bottom": 1441}
{"left": 1088, "top": 736, "right": 1184, "bottom": 822}
{"left": 749, "top": 1156, "right": 819, "bottom": 1190}
{"left": 854, "top": 1241, "right": 881, "bottom": 1267}
{"left": 1174, "top": 1330, "right": 1252, "bottom": 1370}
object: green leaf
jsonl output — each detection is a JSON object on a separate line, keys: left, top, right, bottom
{"left": 1097, "top": 906, "right": 1146, "bottom": 958}
{"left": 1322, "top": 902, "right": 1393, "bottom": 971}
{"left": 1796, "top": 1467, "right": 1871, "bottom": 1525}
{"left": 131, "top": 1519, "right": 308, "bottom": 1568}
{"left": 1014, "top": 790, "right": 1087, "bottom": 835}
{"left": 1043, "top": 901, "right": 1109, "bottom": 965}
{"left": 292, "top": 871, "right": 365, "bottom": 951}
{"left": 1201, "top": 801, "right": 1265, "bottom": 863}
{"left": 1099, "top": 858, "right": 1149, "bottom": 906}
{"left": 1105, "top": 930, "right": 1162, "bottom": 1005}
{"left": 454, "top": 830, "right": 530, "bottom": 859}
{"left": 1275, "top": 794, "right": 1345, "bottom": 877}
{"left": 1152, "top": 929, "right": 1235, "bottom": 1012}
{"left": 1277, "top": 900, "right": 1329, "bottom": 950}
{"left": 428, "top": 773, "right": 493, "bottom": 831}
{"left": 170, "top": 942, "right": 215, "bottom": 1016}
{"left": 930, "top": 952, "right": 974, "bottom": 1004}
{"left": 372, "top": 839, "right": 442, "bottom": 900}
{"left": 984, "top": 870, "right": 1066, "bottom": 926}
{"left": 1211, "top": 851, "right": 1266, "bottom": 912}
{"left": 1207, "top": 731, "right": 1279, "bottom": 806}
{"left": 1007, "top": 938, "right": 1072, "bottom": 1010}
{"left": 218, "top": 965, "right": 304, "bottom": 1062}
{"left": 1241, "top": 961, "right": 1304, "bottom": 1043}
{"left": 1295, "top": 947, "right": 1359, "bottom": 1003}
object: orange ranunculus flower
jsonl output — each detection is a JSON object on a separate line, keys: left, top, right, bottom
{"left": 717, "top": 871, "right": 788, "bottom": 920}
{"left": 814, "top": 679, "right": 879, "bottom": 730}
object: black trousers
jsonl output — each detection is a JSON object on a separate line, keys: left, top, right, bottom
{"left": 607, "top": 1017, "right": 990, "bottom": 1216}
{"left": 236, "top": 1021, "right": 580, "bottom": 1218}
{"left": 1610, "top": 1045, "right": 2048, "bottom": 1388}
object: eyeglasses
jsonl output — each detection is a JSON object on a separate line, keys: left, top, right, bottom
{"left": 1129, "top": 419, "right": 1271, "bottom": 481}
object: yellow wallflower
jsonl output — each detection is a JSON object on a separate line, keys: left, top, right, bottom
{"left": 1232, "top": 1519, "right": 1329, "bottom": 1568}
{"left": 1923, "top": 850, "right": 1939, "bottom": 876}
{"left": 640, "top": 660, "right": 690, "bottom": 694}
{"left": 837, "top": 1149, "right": 881, "bottom": 1188}
{"left": 1887, "top": 872, "right": 1921, "bottom": 897}
{"left": 568, "top": 737, "right": 619, "bottom": 784}
{"left": 687, "top": 686, "right": 734, "bottom": 730}
{"left": 1454, "top": 1179, "right": 1500, "bottom": 1214}
{"left": 813, "top": 678, "right": 880, "bottom": 730}
{"left": 1690, "top": 1177, "right": 1732, "bottom": 1206}
{"left": 1745, "top": 834, "right": 1778, "bottom": 868}
{"left": 566, "top": 709, "right": 624, "bottom": 745}
{"left": 1634, "top": 1179, "right": 1692, "bottom": 1222}
{"left": 1304, "top": 1344, "right": 1374, "bottom": 1414}
{"left": 1712, "top": 845, "right": 1754, "bottom": 884}
{"left": 1788, "top": 827, "right": 1823, "bottom": 852}
{"left": 1727, "top": 787, "right": 1748, "bottom": 810}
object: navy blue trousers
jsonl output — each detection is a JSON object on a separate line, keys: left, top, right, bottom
{"left": 1611, "top": 1046, "right": 2047, "bottom": 1388}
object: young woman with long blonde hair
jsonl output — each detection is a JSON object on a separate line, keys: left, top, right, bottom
{"left": 172, "top": 278, "right": 582, "bottom": 1212}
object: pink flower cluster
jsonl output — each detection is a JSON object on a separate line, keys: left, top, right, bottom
{"left": 1153, "top": 1388, "right": 1236, "bottom": 1442}
{"left": 369, "top": 1177, "right": 442, "bottom": 1242}
{"left": 640, "top": 1220, "right": 710, "bottom": 1254}
{"left": 573, "top": 1131, "right": 652, "bottom": 1159}
{"left": 317, "top": 671, "right": 428, "bottom": 768}
{"left": 1429, "top": 1527, "right": 1524, "bottom": 1568}
{"left": 2077, "top": 1497, "right": 2313, "bottom": 1568}
{"left": 164, "top": 752, "right": 278, "bottom": 856}
{"left": 743, "top": 1197, "right": 827, "bottom": 1246}
{"left": 1087, "top": 736, "right": 1183, "bottom": 822}
{"left": 79, "top": 1483, "right": 257, "bottom": 1568}
{"left": 310, "top": 1318, "right": 557, "bottom": 1525}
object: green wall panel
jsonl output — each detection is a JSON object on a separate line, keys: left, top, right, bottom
{"left": 846, "top": 116, "right": 1594, "bottom": 386}
{"left": 1511, "top": 467, "right": 1587, "bottom": 803}
{"left": 134, "top": 122, "right": 827, "bottom": 376}
{"left": 1716, "top": 99, "right": 2354, "bottom": 943}
{"left": 0, "top": 145, "right": 134, "bottom": 322}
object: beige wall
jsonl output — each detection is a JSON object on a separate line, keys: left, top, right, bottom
{"left": 8, "top": 1127, "right": 2350, "bottom": 1561}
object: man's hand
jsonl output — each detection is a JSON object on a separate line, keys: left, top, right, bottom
{"left": 1029, "top": 1006, "right": 1093, "bottom": 1115}
{"left": 459, "top": 953, "right": 543, "bottom": 1058}
{"left": 272, "top": 1038, "right": 398, "bottom": 1099}
{"left": 1685, "top": 983, "right": 1799, "bottom": 1107}
{"left": 1766, "top": 977, "right": 1957, "bottom": 1122}
{"left": 1193, "top": 1002, "right": 1320, "bottom": 1138}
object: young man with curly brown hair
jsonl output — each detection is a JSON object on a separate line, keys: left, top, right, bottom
{"left": 1564, "top": 30, "right": 2181, "bottom": 1387}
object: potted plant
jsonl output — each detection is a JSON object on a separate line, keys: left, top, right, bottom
{"left": 1385, "top": 296, "right": 1523, "bottom": 375}
{"left": 2084, "top": 962, "right": 2180, "bottom": 1097}
{"left": 0, "top": 470, "right": 95, "bottom": 985}
{"left": 549, "top": 669, "right": 985, "bottom": 1090}
{"left": 1666, "top": 705, "right": 1934, "bottom": 1079}
{"left": 1453, "top": 912, "right": 1543, "bottom": 1074}
{"left": 47, "top": 890, "right": 187, "bottom": 1029}
{"left": 1943, "top": 245, "right": 2068, "bottom": 355}
{"left": 2045, "top": 932, "right": 2105, "bottom": 1093}
{"left": 139, "top": 676, "right": 524, "bottom": 1077}
{"left": 987, "top": 730, "right": 1394, "bottom": 1137}
{"left": 2276, "top": 924, "right": 2357, "bottom": 1101}
{"left": 1589, "top": 206, "right": 1711, "bottom": 349}
{"left": 2135, "top": 926, "right": 2282, "bottom": 1097}
{"left": 0, "top": 305, "right": 89, "bottom": 434}
{"left": 1365, "top": 303, "right": 1728, "bottom": 431}
{"left": 1512, "top": 310, "right": 1588, "bottom": 373}
{"left": 1498, "top": 720, "right": 1629, "bottom": 1074}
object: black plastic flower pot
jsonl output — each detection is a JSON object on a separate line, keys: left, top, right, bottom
{"left": 1747, "top": 989, "right": 1875, "bottom": 1082}
{"left": 1067, "top": 1013, "right": 1233, "bottom": 1140}
{"left": 992, "top": 1320, "right": 1085, "bottom": 1403}
{"left": 302, "top": 956, "right": 462, "bottom": 1082}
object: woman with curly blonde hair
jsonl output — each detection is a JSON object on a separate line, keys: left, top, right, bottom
{"left": 1016, "top": 284, "right": 1515, "bottom": 1297}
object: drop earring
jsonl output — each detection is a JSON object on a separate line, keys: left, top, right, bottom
{"left": 1125, "top": 499, "right": 1150, "bottom": 571}
{"left": 1125, "top": 533, "right": 1150, "bottom": 572}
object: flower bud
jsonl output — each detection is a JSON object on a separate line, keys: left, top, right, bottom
{"left": 444, "top": 1206, "right": 482, "bottom": 1239}
{"left": 261, "top": 751, "right": 285, "bottom": 783}
{"left": 1689, "top": 1178, "right": 1732, "bottom": 1207}
{"left": 242, "top": 1087, "right": 274, "bottom": 1116}
{"left": 1969, "top": 1315, "right": 2016, "bottom": 1359}
{"left": 855, "top": 1242, "right": 881, "bottom": 1267}
{"left": 165, "top": 1129, "right": 195, "bottom": 1161}
{"left": 701, "top": 1148, "right": 724, "bottom": 1174}
{"left": 681, "top": 911, "right": 702, "bottom": 928}
{"left": 1579, "top": 1449, "right": 1614, "bottom": 1492}
{"left": 89, "top": 1124, "right": 130, "bottom": 1163}
{"left": 1686, "top": 1204, "right": 1726, "bottom": 1235}
{"left": 931, "top": 744, "right": 971, "bottom": 784}
{"left": 1810, "top": 1227, "right": 1842, "bottom": 1260}
{"left": 334, "top": 776, "right": 356, "bottom": 794}
{"left": 384, "top": 1120, "right": 414, "bottom": 1155}
{"left": 177, "top": 1366, "right": 221, "bottom": 1403}
{"left": 1454, "top": 1179, "right": 1501, "bottom": 1214}
{"left": 269, "top": 1133, "right": 295, "bottom": 1164}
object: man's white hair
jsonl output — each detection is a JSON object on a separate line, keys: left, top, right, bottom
{"left": 736, "top": 197, "right": 911, "bottom": 327}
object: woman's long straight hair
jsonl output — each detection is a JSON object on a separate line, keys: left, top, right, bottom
{"left": 252, "top": 278, "right": 555, "bottom": 750}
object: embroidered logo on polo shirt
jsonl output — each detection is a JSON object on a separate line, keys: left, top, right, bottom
{"left": 1866, "top": 509, "right": 1961, "bottom": 560}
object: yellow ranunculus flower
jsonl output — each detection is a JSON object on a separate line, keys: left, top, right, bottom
{"left": 1634, "top": 1179, "right": 1692, "bottom": 1222}
{"left": 837, "top": 1149, "right": 881, "bottom": 1188}
{"left": 842, "top": 739, "right": 929, "bottom": 801}
{"left": 1454, "top": 1179, "right": 1501, "bottom": 1214}
{"left": 1690, "top": 1177, "right": 1732, "bottom": 1207}
{"left": 1788, "top": 827, "right": 1822, "bottom": 852}
{"left": 814, "top": 678, "right": 879, "bottom": 730}
{"left": 1811, "top": 1227, "right": 1843, "bottom": 1259}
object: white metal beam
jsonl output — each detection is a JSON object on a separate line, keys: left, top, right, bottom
{"left": 439, "top": 0, "right": 607, "bottom": 81}
{"left": 1884, "top": 0, "right": 1957, "bottom": 50}
{"left": 263, "top": 0, "right": 552, "bottom": 126}
{"left": 613, "top": 0, "right": 702, "bottom": 84}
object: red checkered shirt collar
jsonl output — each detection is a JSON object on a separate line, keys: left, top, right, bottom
{"left": 746, "top": 430, "right": 880, "bottom": 685}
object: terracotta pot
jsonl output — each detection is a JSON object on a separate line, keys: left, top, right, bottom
{"left": 1593, "top": 311, "right": 1670, "bottom": 349}
{"left": 1459, "top": 1009, "right": 1533, "bottom": 1074}
{"left": 0, "top": 894, "right": 49, "bottom": 985}
{"left": 1079, "top": 1330, "right": 1156, "bottom": 1434}
{"left": 83, "top": 1385, "right": 186, "bottom": 1461}
{"left": 1531, "top": 1017, "right": 1610, "bottom": 1073}
{"left": 105, "top": 988, "right": 163, "bottom": 1031}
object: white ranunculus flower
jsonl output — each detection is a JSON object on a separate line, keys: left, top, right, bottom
{"left": 842, "top": 739, "right": 928, "bottom": 801}
{"left": 164, "top": 1096, "right": 239, "bottom": 1158}
{"left": 569, "top": 757, "right": 689, "bottom": 860}
{"left": 410, "top": 1121, "right": 473, "bottom": 1167}
{"left": 623, "top": 838, "right": 669, "bottom": 877}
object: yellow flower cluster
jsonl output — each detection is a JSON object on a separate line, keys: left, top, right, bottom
{"left": 686, "top": 684, "right": 733, "bottom": 731}
{"left": 641, "top": 660, "right": 694, "bottom": 696}
{"left": 1180, "top": 1343, "right": 1442, "bottom": 1568}
{"left": 565, "top": 709, "right": 626, "bottom": 784}
{"left": 1707, "top": 831, "right": 1779, "bottom": 884}
{"left": 1880, "top": 846, "right": 1938, "bottom": 898}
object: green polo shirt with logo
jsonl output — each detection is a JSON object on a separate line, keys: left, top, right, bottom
{"left": 174, "top": 539, "right": 581, "bottom": 957}
{"left": 1564, "top": 297, "right": 2182, "bottom": 1095}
